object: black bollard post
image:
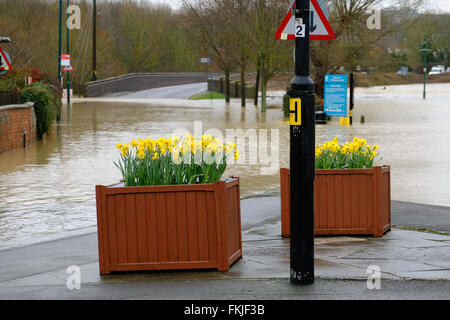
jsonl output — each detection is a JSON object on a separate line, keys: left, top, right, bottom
{"left": 350, "top": 73, "right": 354, "bottom": 125}
{"left": 287, "top": 0, "right": 315, "bottom": 285}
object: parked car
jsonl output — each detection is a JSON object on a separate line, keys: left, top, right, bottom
{"left": 429, "top": 65, "right": 446, "bottom": 75}
{"left": 447, "top": 67, "right": 450, "bottom": 73}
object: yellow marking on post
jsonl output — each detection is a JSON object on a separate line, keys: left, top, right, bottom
{"left": 289, "top": 98, "right": 301, "bottom": 126}
{"left": 339, "top": 117, "right": 350, "bottom": 126}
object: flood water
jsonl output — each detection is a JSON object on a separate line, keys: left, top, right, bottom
{"left": 0, "top": 83, "right": 449, "bottom": 249}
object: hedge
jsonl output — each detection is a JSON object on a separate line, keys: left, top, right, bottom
{"left": 21, "top": 82, "right": 57, "bottom": 138}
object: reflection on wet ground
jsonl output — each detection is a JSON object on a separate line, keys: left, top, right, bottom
{"left": 0, "top": 83, "right": 449, "bottom": 249}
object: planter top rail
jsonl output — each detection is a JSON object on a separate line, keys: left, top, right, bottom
{"left": 103, "top": 177, "right": 239, "bottom": 195}
{"left": 284, "top": 166, "right": 390, "bottom": 175}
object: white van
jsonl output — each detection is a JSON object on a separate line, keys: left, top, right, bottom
{"left": 429, "top": 65, "right": 445, "bottom": 75}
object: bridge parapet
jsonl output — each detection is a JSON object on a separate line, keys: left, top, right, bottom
{"left": 85, "top": 73, "right": 223, "bottom": 97}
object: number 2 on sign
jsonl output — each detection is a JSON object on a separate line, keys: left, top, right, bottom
{"left": 295, "top": 21, "right": 305, "bottom": 38}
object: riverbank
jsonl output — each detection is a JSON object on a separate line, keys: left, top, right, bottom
{"left": 1, "top": 196, "right": 450, "bottom": 300}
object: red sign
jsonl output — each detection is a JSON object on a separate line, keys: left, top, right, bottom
{"left": 61, "top": 54, "right": 71, "bottom": 66}
{"left": 0, "top": 47, "right": 12, "bottom": 71}
{"left": 275, "top": 0, "right": 335, "bottom": 41}
{"left": 63, "top": 63, "right": 74, "bottom": 72}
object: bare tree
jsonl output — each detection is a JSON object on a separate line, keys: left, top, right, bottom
{"left": 182, "top": 0, "right": 239, "bottom": 102}
{"left": 241, "top": 0, "right": 291, "bottom": 112}
{"left": 311, "top": 0, "right": 424, "bottom": 97}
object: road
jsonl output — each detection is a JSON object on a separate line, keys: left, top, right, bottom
{"left": 107, "top": 82, "right": 208, "bottom": 99}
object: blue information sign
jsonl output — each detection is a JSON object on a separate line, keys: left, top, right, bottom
{"left": 324, "top": 74, "right": 348, "bottom": 117}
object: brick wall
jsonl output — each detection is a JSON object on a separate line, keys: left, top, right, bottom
{"left": 0, "top": 102, "right": 37, "bottom": 153}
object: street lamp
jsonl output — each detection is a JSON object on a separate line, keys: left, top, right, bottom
{"left": 91, "top": 0, "right": 97, "bottom": 81}
{"left": 420, "top": 38, "right": 431, "bottom": 100}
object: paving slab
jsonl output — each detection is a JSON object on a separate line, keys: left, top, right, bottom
{"left": 1, "top": 197, "right": 450, "bottom": 299}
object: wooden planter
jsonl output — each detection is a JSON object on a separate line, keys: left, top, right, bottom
{"left": 95, "top": 177, "right": 242, "bottom": 275}
{"left": 280, "top": 167, "right": 391, "bottom": 237}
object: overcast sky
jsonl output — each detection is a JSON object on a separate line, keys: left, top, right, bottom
{"left": 146, "top": 0, "right": 450, "bottom": 13}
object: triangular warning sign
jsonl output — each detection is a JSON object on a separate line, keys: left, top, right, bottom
{"left": 63, "top": 63, "right": 74, "bottom": 72}
{"left": 275, "top": 0, "right": 335, "bottom": 41}
{"left": 0, "top": 47, "right": 12, "bottom": 71}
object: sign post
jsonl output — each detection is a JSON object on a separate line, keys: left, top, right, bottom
{"left": 66, "top": 0, "right": 71, "bottom": 106}
{"left": 276, "top": 0, "right": 333, "bottom": 285}
{"left": 350, "top": 73, "right": 354, "bottom": 125}
{"left": 287, "top": 0, "right": 316, "bottom": 285}
{"left": 200, "top": 58, "right": 213, "bottom": 100}
{"left": 420, "top": 40, "right": 431, "bottom": 100}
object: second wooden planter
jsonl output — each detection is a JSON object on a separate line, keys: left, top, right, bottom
{"left": 95, "top": 177, "right": 242, "bottom": 275}
{"left": 281, "top": 167, "right": 391, "bottom": 237}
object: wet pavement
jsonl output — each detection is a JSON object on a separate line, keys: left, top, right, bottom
{"left": 1, "top": 83, "right": 450, "bottom": 251}
{"left": 1, "top": 196, "right": 450, "bottom": 299}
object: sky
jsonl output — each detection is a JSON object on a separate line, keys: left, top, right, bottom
{"left": 428, "top": 0, "right": 450, "bottom": 12}
{"left": 144, "top": 0, "right": 450, "bottom": 13}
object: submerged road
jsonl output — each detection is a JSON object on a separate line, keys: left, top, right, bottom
{"left": 105, "top": 82, "right": 208, "bottom": 99}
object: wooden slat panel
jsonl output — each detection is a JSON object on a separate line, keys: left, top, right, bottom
{"left": 206, "top": 191, "right": 217, "bottom": 261}
{"left": 326, "top": 175, "right": 336, "bottom": 229}
{"left": 115, "top": 194, "right": 128, "bottom": 263}
{"left": 350, "top": 175, "right": 359, "bottom": 229}
{"left": 176, "top": 192, "right": 189, "bottom": 262}
{"left": 196, "top": 191, "right": 209, "bottom": 261}
{"left": 226, "top": 186, "right": 240, "bottom": 256}
{"left": 155, "top": 193, "right": 168, "bottom": 262}
{"left": 359, "top": 175, "right": 367, "bottom": 229}
{"left": 135, "top": 193, "right": 148, "bottom": 263}
{"left": 318, "top": 175, "right": 327, "bottom": 229}
{"left": 366, "top": 175, "right": 374, "bottom": 229}
{"left": 382, "top": 170, "right": 391, "bottom": 226}
{"left": 166, "top": 192, "right": 179, "bottom": 262}
{"left": 280, "top": 169, "right": 290, "bottom": 237}
{"left": 342, "top": 174, "right": 352, "bottom": 229}
{"left": 335, "top": 175, "right": 343, "bottom": 230}
{"left": 125, "top": 194, "right": 138, "bottom": 263}
{"left": 186, "top": 192, "right": 199, "bottom": 261}
{"left": 313, "top": 180, "right": 319, "bottom": 226}
{"left": 106, "top": 195, "right": 118, "bottom": 265}
{"left": 145, "top": 193, "right": 158, "bottom": 262}
{"left": 96, "top": 186, "right": 110, "bottom": 274}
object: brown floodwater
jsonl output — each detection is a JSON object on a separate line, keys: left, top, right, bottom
{"left": 0, "top": 83, "right": 449, "bottom": 249}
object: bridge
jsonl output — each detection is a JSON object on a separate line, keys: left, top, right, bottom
{"left": 85, "top": 73, "right": 221, "bottom": 97}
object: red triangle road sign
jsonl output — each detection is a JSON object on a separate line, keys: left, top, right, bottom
{"left": 275, "top": 0, "right": 335, "bottom": 41}
{"left": 63, "top": 63, "right": 74, "bottom": 72}
{"left": 0, "top": 47, "right": 12, "bottom": 71}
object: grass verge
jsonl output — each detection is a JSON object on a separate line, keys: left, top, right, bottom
{"left": 188, "top": 91, "right": 226, "bottom": 100}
